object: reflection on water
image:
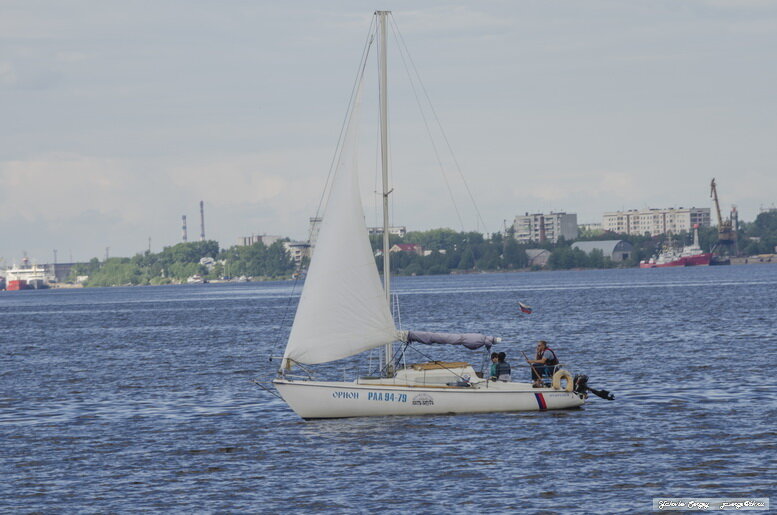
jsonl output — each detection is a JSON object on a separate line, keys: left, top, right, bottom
{"left": 1, "top": 266, "right": 775, "bottom": 512}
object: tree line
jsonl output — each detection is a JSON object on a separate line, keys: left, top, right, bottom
{"left": 378, "top": 228, "right": 630, "bottom": 275}
{"left": 69, "top": 211, "right": 777, "bottom": 285}
{"left": 372, "top": 229, "right": 529, "bottom": 276}
{"left": 70, "top": 240, "right": 296, "bottom": 287}
{"left": 376, "top": 214, "right": 777, "bottom": 276}
{"left": 740, "top": 210, "right": 777, "bottom": 255}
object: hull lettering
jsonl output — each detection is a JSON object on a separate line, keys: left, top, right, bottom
{"left": 332, "top": 391, "right": 359, "bottom": 400}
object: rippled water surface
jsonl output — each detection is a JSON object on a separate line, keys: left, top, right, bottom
{"left": 1, "top": 266, "right": 775, "bottom": 512}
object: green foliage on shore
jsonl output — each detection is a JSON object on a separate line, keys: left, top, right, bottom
{"left": 547, "top": 247, "right": 615, "bottom": 270}
{"left": 741, "top": 211, "right": 777, "bottom": 255}
{"left": 372, "top": 229, "right": 529, "bottom": 276}
{"left": 368, "top": 226, "right": 686, "bottom": 275}
{"left": 220, "top": 241, "right": 296, "bottom": 278}
{"left": 70, "top": 240, "right": 295, "bottom": 287}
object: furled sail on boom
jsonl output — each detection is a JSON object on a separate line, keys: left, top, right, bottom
{"left": 399, "top": 330, "right": 499, "bottom": 350}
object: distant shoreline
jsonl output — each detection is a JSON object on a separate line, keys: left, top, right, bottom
{"left": 7, "top": 256, "right": 774, "bottom": 291}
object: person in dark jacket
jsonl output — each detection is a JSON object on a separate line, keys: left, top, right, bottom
{"left": 493, "top": 352, "right": 511, "bottom": 382}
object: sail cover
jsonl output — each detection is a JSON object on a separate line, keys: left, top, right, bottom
{"left": 400, "top": 330, "right": 500, "bottom": 350}
{"left": 282, "top": 82, "right": 397, "bottom": 366}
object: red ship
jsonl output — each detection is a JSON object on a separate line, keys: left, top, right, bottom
{"left": 640, "top": 225, "right": 712, "bottom": 268}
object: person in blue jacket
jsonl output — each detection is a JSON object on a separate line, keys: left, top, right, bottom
{"left": 489, "top": 352, "right": 499, "bottom": 380}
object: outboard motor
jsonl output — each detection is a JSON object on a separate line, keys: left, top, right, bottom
{"left": 573, "top": 374, "right": 614, "bottom": 401}
{"left": 573, "top": 374, "right": 589, "bottom": 394}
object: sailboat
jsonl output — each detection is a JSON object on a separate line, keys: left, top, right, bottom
{"left": 272, "top": 11, "right": 586, "bottom": 419}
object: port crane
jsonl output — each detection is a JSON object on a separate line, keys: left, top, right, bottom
{"left": 710, "top": 178, "right": 737, "bottom": 256}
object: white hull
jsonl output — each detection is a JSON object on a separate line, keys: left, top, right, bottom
{"left": 274, "top": 379, "right": 585, "bottom": 419}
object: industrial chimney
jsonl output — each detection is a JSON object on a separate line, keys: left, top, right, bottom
{"left": 182, "top": 215, "right": 188, "bottom": 242}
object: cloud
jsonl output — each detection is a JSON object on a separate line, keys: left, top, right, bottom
{"left": 0, "top": 150, "right": 328, "bottom": 260}
{"left": 396, "top": 5, "right": 513, "bottom": 35}
{"left": 0, "top": 58, "right": 61, "bottom": 91}
{"left": 517, "top": 171, "right": 638, "bottom": 203}
{"left": 0, "top": 62, "right": 17, "bottom": 86}
{"left": 167, "top": 156, "right": 290, "bottom": 206}
{"left": 0, "top": 154, "right": 131, "bottom": 221}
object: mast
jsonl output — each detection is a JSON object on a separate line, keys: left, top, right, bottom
{"left": 377, "top": 10, "right": 393, "bottom": 375}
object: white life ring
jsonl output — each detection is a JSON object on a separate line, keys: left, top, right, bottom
{"left": 552, "top": 369, "right": 574, "bottom": 392}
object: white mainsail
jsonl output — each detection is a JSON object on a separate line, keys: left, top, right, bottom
{"left": 282, "top": 82, "right": 397, "bottom": 366}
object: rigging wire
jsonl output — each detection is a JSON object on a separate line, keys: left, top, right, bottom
{"left": 252, "top": 380, "right": 283, "bottom": 399}
{"left": 320, "top": 18, "right": 377, "bottom": 222}
{"left": 269, "top": 19, "right": 377, "bottom": 364}
{"left": 390, "top": 16, "right": 487, "bottom": 233}
{"left": 393, "top": 292, "right": 402, "bottom": 330}
{"left": 388, "top": 19, "right": 464, "bottom": 232}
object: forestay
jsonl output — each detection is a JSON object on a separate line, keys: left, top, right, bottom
{"left": 282, "top": 82, "right": 397, "bottom": 366}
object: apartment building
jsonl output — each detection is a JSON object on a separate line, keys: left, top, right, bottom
{"left": 602, "top": 208, "right": 710, "bottom": 236}
{"left": 236, "top": 234, "right": 282, "bottom": 247}
{"left": 368, "top": 226, "right": 407, "bottom": 238}
{"left": 512, "top": 212, "right": 578, "bottom": 244}
{"left": 283, "top": 241, "right": 311, "bottom": 266}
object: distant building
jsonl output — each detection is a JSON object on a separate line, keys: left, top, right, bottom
{"left": 525, "top": 249, "right": 551, "bottom": 268}
{"left": 602, "top": 208, "right": 710, "bottom": 236}
{"left": 237, "top": 234, "right": 282, "bottom": 247}
{"left": 513, "top": 212, "right": 578, "bottom": 244}
{"left": 390, "top": 243, "right": 424, "bottom": 255}
{"left": 368, "top": 226, "right": 407, "bottom": 238}
{"left": 572, "top": 240, "right": 634, "bottom": 262}
{"left": 283, "top": 241, "right": 311, "bottom": 266}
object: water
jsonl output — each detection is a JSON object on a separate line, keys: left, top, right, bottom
{"left": 1, "top": 266, "right": 775, "bottom": 512}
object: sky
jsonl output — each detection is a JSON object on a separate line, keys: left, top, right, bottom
{"left": 2, "top": 0, "right": 776, "bottom": 264}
